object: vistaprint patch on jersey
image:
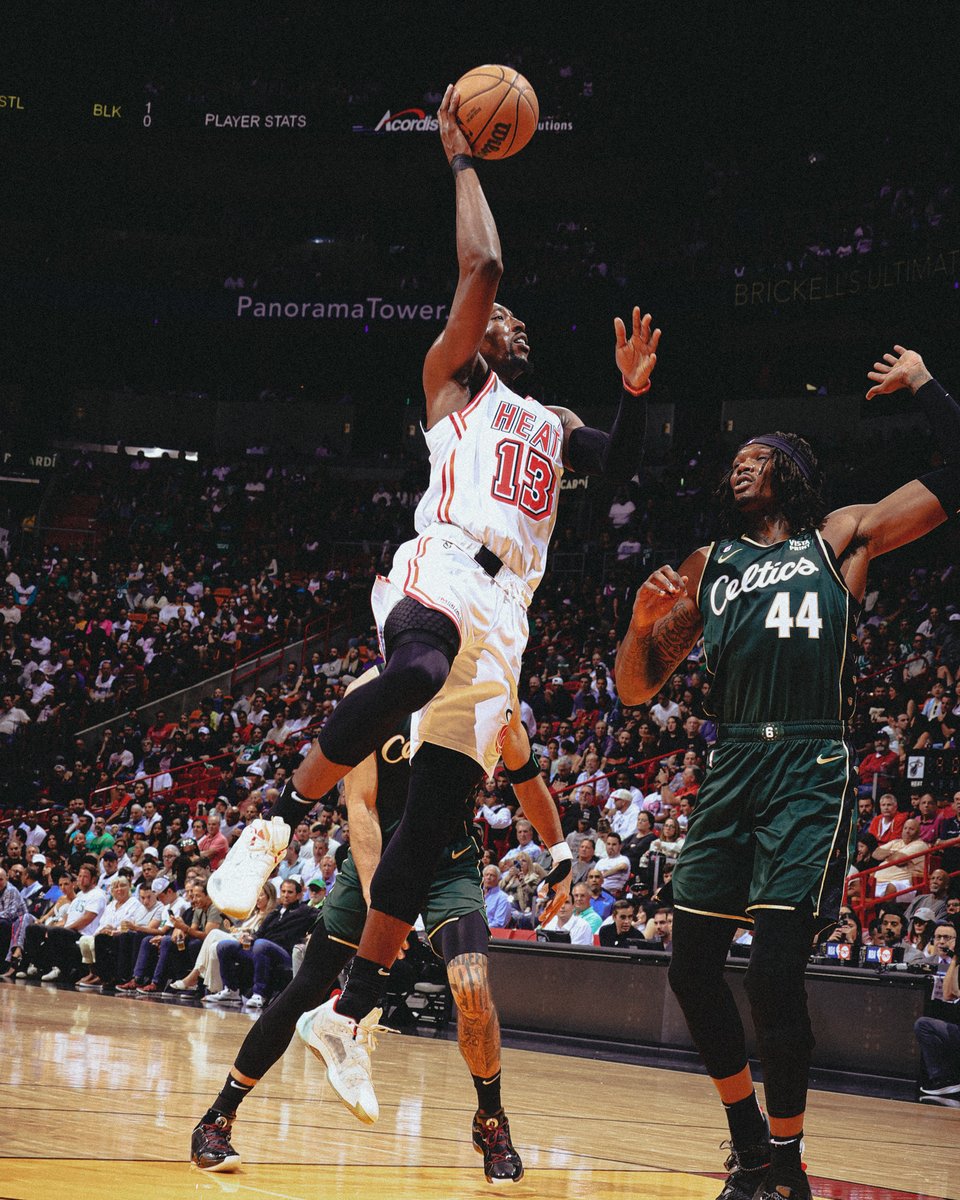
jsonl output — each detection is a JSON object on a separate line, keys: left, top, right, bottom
{"left": 789, "top": 537, "right": 811, "bottom": 551}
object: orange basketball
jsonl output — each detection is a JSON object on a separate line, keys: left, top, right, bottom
{"left": 453, "top": 64, "right": 539, "bottom": 160}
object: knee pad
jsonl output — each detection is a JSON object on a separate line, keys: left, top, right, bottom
{"left": 384, "top": 596, "right": 460, "bottom": 661}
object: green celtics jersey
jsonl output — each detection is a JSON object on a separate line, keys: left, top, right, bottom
{"left": 697, "top": 529, "right": 859, "bottom": 724}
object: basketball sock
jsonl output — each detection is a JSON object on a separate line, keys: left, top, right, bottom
{"left": 270, "top": 779, "right": 320, "bottom": 828}
{"left": 769, "top": 1132, "right": 805, "bottom": 1186}
{"left": 336, "top": 955, "right": 387, "bottom": 1022}
{"left": 723, "top": 1092, "right": 768, "bottom": 1152}
{"left": 207, "top": 1074, "right": 255, "bottom": 1121}
{"left": 472, "top": 1070, "right": 502, "bottom": 1116}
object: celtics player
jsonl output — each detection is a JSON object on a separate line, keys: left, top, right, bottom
{"left": 616, "top": 346, "right": 960, "bottom": 1200}
{"left": 192, "top": 670, "right": 569, "bottom": 1183}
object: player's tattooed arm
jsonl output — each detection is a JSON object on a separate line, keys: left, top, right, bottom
{"left": 615, "top": 550, "right": 707, "bottom": 706}
{"left": 447, "top": 952, "right": 501, "bottom": 1077}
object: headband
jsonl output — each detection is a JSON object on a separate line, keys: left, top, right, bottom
{"left": 742, "top": 435, "right": 814, "bottom": 482}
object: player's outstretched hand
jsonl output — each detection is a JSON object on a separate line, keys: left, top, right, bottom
{"left": 438, "top": 84, "right": 475, "bottom": 165}
{"left": 634, "top": 564, "right": 689, "bottom": 623}
{"left": 614, "top": 307, "right": 660, "bottom": 393}
{"left": 537, "top": 857, "right": 572, "bottom": 927}
{"left": 866, "top": 345, "right": 933, "bottom": 399}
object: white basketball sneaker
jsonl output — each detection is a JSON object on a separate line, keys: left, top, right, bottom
{"left": 296, "top": 1000, "right": 388, "bottom": 1125}
{"left": 208, "top": 817, "right": 291, "bottom": 919}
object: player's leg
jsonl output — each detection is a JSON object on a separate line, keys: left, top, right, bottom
{"left": 192, "top": 917, "right": 355, "bottom": 1171}
{"left": 747, "top": 738, "right": 852, "bottom": 1200}
{"left": 336, "top": 743, "right": 485, "bottom": 1017}
{"left": 743, "top": 908, "right": 817, "bottom": 1200}
{"left": 440, "top": 912, "right": 524, "bottom": 1183}
{"left": 668, "top": 910, "right": 770, "bottom": 1200}
{"left": 276, "top": 599, "right": 460, "bottom": 820}
{"left": 306, "top": 744, "right": 485, "bottom": 1120}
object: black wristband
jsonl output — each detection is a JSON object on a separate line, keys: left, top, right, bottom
{"left": 451, "top": 154, "right": 476, "bottom": 175}
{"left": 504, "top": 752, "right": 540, "bottom": 785}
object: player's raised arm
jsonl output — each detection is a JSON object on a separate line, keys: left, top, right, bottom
{"left": 422, "top": 85, "right": 503, "bottom": 427}
{"left": 549, "top": 306, "right": 660, "bottom": 482}
{"left": 615, "top": 548, "right": 708, "bottom": 706}
{"left": 821, "top": 347, "right": 958, "bottom": 598}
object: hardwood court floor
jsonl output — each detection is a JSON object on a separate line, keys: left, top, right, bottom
{"left": 1, "top": 984, "right": 957, "bottom": 1200}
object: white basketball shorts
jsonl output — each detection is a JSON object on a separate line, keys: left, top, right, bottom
{"left": 370, "top": 525, "right": 531, "bottom": 776}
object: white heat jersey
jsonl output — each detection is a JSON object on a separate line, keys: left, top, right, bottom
{"left": 414, "top": 371, "right": 564, "bottom": 593}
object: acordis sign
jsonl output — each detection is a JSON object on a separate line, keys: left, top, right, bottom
{"left": 353, "top": 107, "right": 439, "bottom": 134}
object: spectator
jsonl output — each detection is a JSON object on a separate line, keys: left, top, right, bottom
{"left": 500, "top": 852, "right": 545, "bottom": 921}
{"left": 137, "top": 879, "right": 224, "bottom": 995}
{"left": 171, "top": 882, "right": 278, "bottom": 997}
{"left": 499, "top": 819, "right": 542, "bottom": 870}
{"left": 871, "top": 817, "right": 926, "bottom": 896}
{"left": 23, "top": 863, "right": 106, "bottom": 983}
{"left": 868, "top": 793, "right": 907, "bottom": 845}
{"left": 583, "top": 867, "right": 615, "bottom": 920}
{"left": 206, "top": 878, "right": 315, "bottom": 1007}
{"left": 0, "top": 866, "right": 27, "bottom": 971}
{"left": 540, "top": 895, "right": 594, "bottom": 945}
{"left": 481, "top": 866, "right": 513, "bottom": 930}
{"left": 858, "top": 735, "right": 900, "bottom": 797}
{"left": 594, "top": 832, "right": 631, "bottom": 896}
{"left": 915, "top": 922, "right": 960, "bottom": 1104}
{"left": 598, "top": 899, "right": 646, "bottom": 948}
{"left": 570, "top": 837, "right": 598, "bottom": 887}
{"left": 198, "top": 812, "right": 230, "bottom": 870}
{"left": 571, "top": 883, "right": 603, "bottom": 935}
{"left": 905, "top": 869, "right": 953, "bottom": 924}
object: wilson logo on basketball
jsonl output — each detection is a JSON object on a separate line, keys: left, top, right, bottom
{"left": 477, "top": 121, "right": 511, "bottom": 157}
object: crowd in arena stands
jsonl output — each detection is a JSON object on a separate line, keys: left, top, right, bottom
{"left": 3, "top": 547, "right": 960, "bottom": 1090}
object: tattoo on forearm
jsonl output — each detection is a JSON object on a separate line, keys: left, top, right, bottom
{"left": 447, "top": 952, "right": 500, "bottom": 1077}
{"left": 629, "top": 598, "right": 701, "bottom": 695}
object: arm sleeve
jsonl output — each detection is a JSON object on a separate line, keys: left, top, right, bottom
{"left": 916, "top": 378, "right": 960, "bottom": 518}
{"left": 566, "top": 387, "right": 647, "bottom": 480}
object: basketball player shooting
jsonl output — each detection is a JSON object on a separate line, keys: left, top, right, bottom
{"left": 213, "top": 77, "right": 659, "bottom": 1120}
{"left": 615, "top": 346, "right": 959, "bottom": 1200}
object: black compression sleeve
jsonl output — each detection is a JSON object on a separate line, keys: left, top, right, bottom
{"left": 566, "top": 386, "right": 647, "bottom": 479}
{"left": 914, "top": 378, "right": 960, "bottom": 519}
{"left": 916, "top": 378, "right": 960, "bottom": 461}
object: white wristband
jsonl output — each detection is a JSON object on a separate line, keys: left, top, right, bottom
{"left": 548, "top": 841, "right": 572, "bottom": 863}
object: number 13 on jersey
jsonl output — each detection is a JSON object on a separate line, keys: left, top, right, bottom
{"left": 490, "top": 437, "right": 558, "bottom": 520}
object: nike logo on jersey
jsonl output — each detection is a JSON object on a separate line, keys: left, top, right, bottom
{"left": 816, "top": 753, "right": 844, "bottom": 765}
{"left": 717, "top": 546, "right": 742, "bottom": 563}
{"left": 451, "top": 845, "right": 472, "bottom": 860}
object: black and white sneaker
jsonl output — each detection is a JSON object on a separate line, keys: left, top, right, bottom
{"left": 758, "top": 1171, "right": 812, "bottom": 1200}
{"left": 191, "top": 1114, "right": 241, "bottom": 1172}
{"left": 715, "top": 1139, "right": 771, "bottom": 1200}
{"left": 472, "top": 1109, "right": 524, "bottom": 1183}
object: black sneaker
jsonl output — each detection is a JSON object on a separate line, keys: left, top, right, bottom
{"left": 758, "top": 1171, "right": 812, "bottom": 1200}
{"left": 715, "top": 1139, "right": 771, "bottom": 1200}
{"left": 191, "top": 1114, "right": 241, "bottom": 1172}
{"left": 472, "top": 1109, "right": 524, "bottom": 1182}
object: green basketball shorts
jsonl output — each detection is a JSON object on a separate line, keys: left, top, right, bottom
{"left": 672, "top": 722, "right": 856, "bottom": 930}
{"left": 322, "top": 831, "right": 487, "bottom": 957}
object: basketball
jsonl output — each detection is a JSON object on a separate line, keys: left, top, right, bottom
{"left": 453, "top": 64, "right": 539, "bottom": 160}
